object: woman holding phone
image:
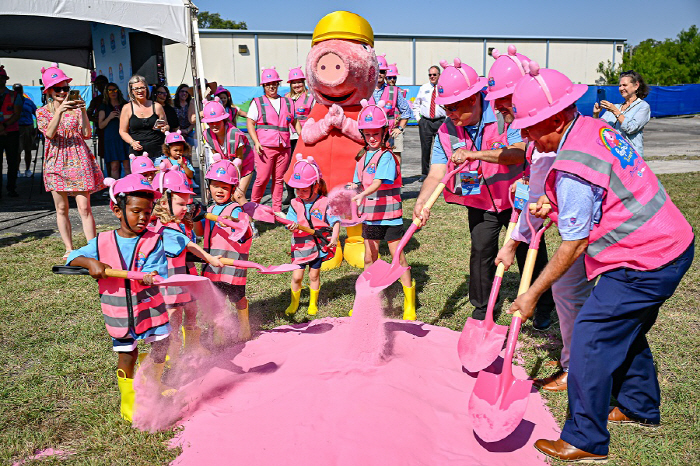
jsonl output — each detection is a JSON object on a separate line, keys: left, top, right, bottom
{"left": 36, "top": 64, "right": 105, "bottom": 260}
{"left": 119, "top": 75, "right": 168, "bottom": 160}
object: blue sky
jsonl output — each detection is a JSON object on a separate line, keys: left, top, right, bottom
{"left": 194, "top": 0, "right": 699, "bottom": 46}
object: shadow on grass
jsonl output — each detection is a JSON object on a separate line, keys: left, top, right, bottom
{"left": 0, "top": 229, "right": 55, "bottom": 247}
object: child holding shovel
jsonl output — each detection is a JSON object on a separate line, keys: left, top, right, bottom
{"left": 66, "top": 174, "right": 171, "bottom": 422}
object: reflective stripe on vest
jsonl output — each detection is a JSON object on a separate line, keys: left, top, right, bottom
{"left": 438, "top": 116, "right": 522, "bottom": 212}
{"left": 96, "top": 230, "right": 167, "bottom": 338}
{"left": 290, "top": 196, "right": 330, "bottom": 264}
{"left": 0, "top": 91, "right": 19, "bottom": 132}
{"left": 202, "top": 203, "right": 252, "bottom": 285}
{"left": 294, "top": 92, "right": 314, "bottom": 125}
{"left": 370, "top": 86, "right": 399, "bottom": 118}
{"left": 355, "top": 150, "right": 403, "bottom": 221}
{"left": 255, "top": 96, "right": 293, "bottom": 148}
{"left": 544, "top": 115, "right": 694, "bottom": 279}
{"left": 155, "top": 221, "right": 194, "bottom": 305}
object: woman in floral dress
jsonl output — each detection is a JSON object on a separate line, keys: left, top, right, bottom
{"left": 37, "top": 64, "right": 105, "bottom": 260}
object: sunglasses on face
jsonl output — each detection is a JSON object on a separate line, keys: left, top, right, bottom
{"left": 155, "top": 91, "right": 168, "bottom": 96}
{"left": 444, "top": 103, "right": 460, "bottom": 112}
{"left": 131, "top": 87, "right": 147, "bottom": 92}
{"left": 107, "top": 88, "right": 119, "bottom": 93}
{"left": 429, "top": 73, "right": 439, "bottom": 77}
{"left": 52, "top": 86, "right": 71, "bottom": 93}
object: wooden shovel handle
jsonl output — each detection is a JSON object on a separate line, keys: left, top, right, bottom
{"left": 205, "top": 213, "right": 239, "bottom": 223}
{"left": 273, "top": 212, "right": 315, "bottom": 234}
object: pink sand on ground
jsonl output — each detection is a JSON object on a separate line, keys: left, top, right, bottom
{"left": 168, "top": 316, "right": 560, "bottom": 465}
{"left": 12, "top": 449, "right": 74, "bottom": 465}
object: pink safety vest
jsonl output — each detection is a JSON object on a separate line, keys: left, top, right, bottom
{"left": 152, "top": 220, "right": 197, "bottom": 306}
{"left": 1, "top": 90, "right": 19, "bottom": 132}
{"left": 202, "top": 203, "right": 252, "bottom": 286}
{"left": 290, "top": 196, "right": 330, "bottom": 264}
{"left": 96, "top": 230, "right": 168, "bottom": 338}
{"left": 204, "top": 122, "right": 255, "bottom": 177}
{"left": 253, "top": 95, "right": 294, "bottom": 148}
{"left": 355, "top": 150, "right": 403, "bottom": 221}
{"left": 227, "top": 106, "right": 239, "bottom": 125}
{"left": 293, "top": 92, "right": 314, "bottom": 128}
{"left": 545, "top": 115, "right": 694, "bottom": 279}
{"left": 370, "top": 85, "right": 400, "bottom": 120}
{"left": 437, "top": 115, "right": 523, "bottom": 212}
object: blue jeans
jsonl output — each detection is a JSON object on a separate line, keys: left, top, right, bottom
{"left": 561, "top": 241, "right": 694, "bottom": 455}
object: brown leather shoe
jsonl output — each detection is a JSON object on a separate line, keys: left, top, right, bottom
{"left": 534, "top": 369, "right": 568, "bottom": 391}
{"left": 534, "top": 438, "right": 608, "bottom": 463}
{"left": 608, "top": 407, "right": 660, "bottom": 428}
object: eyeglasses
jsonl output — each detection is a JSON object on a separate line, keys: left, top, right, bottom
{"left": 107, "top": 88, "right": 119, "bottom": 93}
{"left": 387, "top": 76, "right": 396, "bottom": 80}
{"left": 429, "top": 73, "right": 439, "bottom": 77}
{"left": 131, "top": 86, "right": 147, "bottom": 92}
{"left": 155, "top": 91, "right": 168, "bottom": 96}
{"left": 52, "top": 86, "right": 71, "bottom": 93}
{"left": 444, "top": 103, "right": 460, "bottom": 112}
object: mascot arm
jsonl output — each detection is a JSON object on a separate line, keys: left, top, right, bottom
{"left": 340, "top": 117, "right": 364, "bottom": 144}
{"left": 301, "top": 115, "right": 333, "bottom": 144}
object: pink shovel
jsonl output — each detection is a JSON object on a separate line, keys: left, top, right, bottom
{"left": 219, "top": 258, "right": 300, "bottom": 274}
{"left": 469, "top": 207, "right": 553, "bottom": 443}
{"left": 326, "top": 185, "right": 368, "bottom": 227}
{"left": 204, "top": 213, "right": 250, "bottom": 242}
{"left": 52, "top": 266, "right": 210, "bottom": 287}
{"left": 355, "top": 160, "right": 471, "bottom": 295}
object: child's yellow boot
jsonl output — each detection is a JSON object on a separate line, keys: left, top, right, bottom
{"left": 307, "top": 287, "right": 320, "bottom": 316}
{"left": 285, "top": 288, "right": 301, "bottom": 315}
{"left": 402, "top": 279, "right": 416, "bottom": 321}
{"left": 116, "top": 369, "right": 136, "bottom": 422}
{"left": 238, "top": 305, "right": 252, "bottom": 341}
{"left": 182, "top": 326, "right": 208, "bottom": 355}
{"left": 149, "top": 362, "right": 176, "bottom": 396}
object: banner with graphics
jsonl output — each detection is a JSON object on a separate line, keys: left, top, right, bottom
{"left": 92, "top": 22, "right": 132, "bottom": 95}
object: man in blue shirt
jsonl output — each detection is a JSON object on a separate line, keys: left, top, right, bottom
{"left": 370, "top": 66, "right": 412, "bottom": 162}
{"left": 13, "top": 84, "right": 37, "bottom": 178}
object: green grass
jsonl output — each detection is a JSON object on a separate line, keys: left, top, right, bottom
{"left": 1, "top": 172, "right": 699, "bottom": 465}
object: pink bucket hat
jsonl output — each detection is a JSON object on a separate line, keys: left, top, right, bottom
{"left": 484, "top": 45, "right": 531, "bottom": 101}
{"left": 41, "top": 63, "right": 72, "bottom": 93}
{"left": 434, "top": 58, "right": 487, "bottom": 106}
{"left": 152, "top": 165, "right": 195, "bottom": 195}
{"left": 376, "top": 54, "right": 389, "bottom": 71}
{"left": 287, "top": 67, "right": 306, "bottom": 82}
{"left": 201, "top": 97, "right": 230, "bottom": 123}
{"left": 357, "top": 98, "right": 389, "bottom": 130}
{"left": 386, "top": 64, "right": 399, "bottom": 78}
{"left": 129, "top": 153, "right": 156, "bottom": 175}
{"left": 165, "top": 130, "right": 186, "bottom": 145}
{"left": 261, "top": 67, "right": 282, "bottom": 85}
{"left": 510, "top": 61, "right": 588, "bottom": 129}
{"left": 205, "top": 154, "right": 242, "bottom": 186}
{"left": 104, "top": 174, "right": 161, "bottom": 205}
{"left": 288, "top": 154, "right": 322, "bottom": 188}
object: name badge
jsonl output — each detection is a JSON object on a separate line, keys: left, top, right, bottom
{"left": 514, "top": 181, "right": 529, "bottom": 210}
{"left": 457, "top": 171, "right": 480, "bottom": 195}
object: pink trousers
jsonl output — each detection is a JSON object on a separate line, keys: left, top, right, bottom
{"left": 251, "top": 145, "right": 291, "bottom": 212}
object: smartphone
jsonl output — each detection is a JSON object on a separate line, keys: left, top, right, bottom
{"left": 68, "top": 90, "right": 82, "bottom": 102}
{"left": 154, "top": 118, "right": 166, "bottom": 130}
{"left": 596, "top": 88, "right": 606, "bottom": 104}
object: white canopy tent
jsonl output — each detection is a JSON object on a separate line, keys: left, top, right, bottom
{"left": 0, "top": 0, "right": 210, "bottom": 197}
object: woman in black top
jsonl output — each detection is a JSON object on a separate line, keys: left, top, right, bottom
{"left": 174, "top": 83, "right": 195, "bottom": 146}
{"left": 152, "top": 84, "right": 179, "bottom": 132}
{"left": 119, "top": 75, "right": 168, "bottom": 159}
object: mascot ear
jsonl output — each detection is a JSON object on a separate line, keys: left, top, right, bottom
{"left": 212, "top": 153, "right": 223, "bottom": 163}
{"left": 307, "top": 155, "right": 315, "bottom": 164}
{"left": 491, "top": 48, "right": 501, "bottom": 59}
{"left": 232, "top": 158, "right": 242, "bottom": 168}
{"left": 164, "top": 131, "right": 171, "bottom": 137}
{"left": 360, "top": 99, "right": 369, "bottom": 108}
{"left": 508, "top": 45, "right": 518, "bottom": 56}
{"left": 176, "top": 130, "right": 182, "bottom": 136}
{"left": 159, "top": 161, "right": 168, "bottom": 170}
{"left": 377, "top": 100, "right": 386, "bottom": 108}
{"left": 528, "top": 61, "right": 540, "bottom": 76}
{"left": 439, "top": 60, "right": 449, "bottom": 69}
{"left": 129, "top": 154, "right": 136, "bottom": 160}
{"left": 143, "top": 152, "right": 149, "bottom": 158}
{"left": 295, "top": 153, "right": 303, "bottom": 162}
{"left": 454, "top": 58, "right": 462, "bottom": 68}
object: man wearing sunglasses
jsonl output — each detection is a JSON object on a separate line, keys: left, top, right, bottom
{"left": 0, "top": 66, "right": 23, "bottom": 197}
{"left": 413, "top": 66, "right": 446, "bottom": 181}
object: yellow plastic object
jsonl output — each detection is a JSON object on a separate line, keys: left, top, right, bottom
{"left": 183, "top": 327, "right": 207, "bottom": 354}
{"left": 238, "top": 305, "right": 252, "bottom": 341}
{"left": 343, "top": 236, "right": 365, "bottom": 269}
{"left": 321, "top": 245, "right": 343, "bottom": 271}
{"left": 286, "top": 288, "right": 301, "bottom": 315}
{"left": 308, "top": 287, "right": 320, "bottom": 316}
{"left": 348, "top": 309, "right": 353, "bottom": 317}
{"left": 312, "top": 11, "right": 374, "bottom": 47}
{"left": 346, "top": 224, "right": 363, "bottom": 237}
{"left": 116, "top": 369, "right": 136, "bottom": 423}
{"left": 402, "top": 279, "right": 416, "bottom": 321}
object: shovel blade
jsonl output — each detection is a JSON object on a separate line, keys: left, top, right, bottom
{"left": 241, "top": 202, "right": 276, "bottom": 223}
{"left": 159, "top": 275, "right": 211, "bottom": 287}
{"left": 457, "top": 318, "right": 508, "bottom": 372}
{"left": 469, "top": 370, "right": 532, "bottom": 443}
{"left": 259, "top": 263, "right": 301, "bottom": 274}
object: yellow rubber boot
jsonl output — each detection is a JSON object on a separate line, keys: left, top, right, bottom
{"left": 183, "top": 327, "right": 208, "bottom": 355}
{"left": 307, "top": 287, "right": 320, "bottom": 316}
{"left": 149, "top": 362, "right": 176, "bottom": 396}
{"left": 285, "top": 288, "right": 301, "bottom": 315}
{"left": 238, "top": 305, "right": 252, "bottom": 341}
{"left": 402, "top": 279, "right": 417, "bottom": 321}
{"left": 116, "top": 369, "right": 136, "bottom": 422}
{"left": 348, "top": 309, "right": 353, "bottom": 316}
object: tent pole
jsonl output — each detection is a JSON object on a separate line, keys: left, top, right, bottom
{"left": 189, "top": 2, "right": 209, "bottom": 203}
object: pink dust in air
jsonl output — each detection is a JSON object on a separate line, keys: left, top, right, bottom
{"left": 327, "top": 185, "right": 356, "bottom": 219}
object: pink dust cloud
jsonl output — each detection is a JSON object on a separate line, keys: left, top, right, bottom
{"left": 162, "top": 290, "right": 559, "bottom": 465}
{"left": 327, "top": 186, "right": 356, "bottom": 219}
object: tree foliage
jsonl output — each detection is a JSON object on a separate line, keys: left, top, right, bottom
{"left": 197, "top": 11, "right": 247, "bottom": 30}
{"left": 597, "top": 25, "right": 700, "bottom": 85}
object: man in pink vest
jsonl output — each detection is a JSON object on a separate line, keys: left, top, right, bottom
{"left": 0, "top": 66, "right": 22, "bottom": 197}
{"left": 508, "top": 62, "right": 694, "bottom": 463}
{"left": 369, "top": 55, "right": 411, "bottom": 162}
{"left": 413, "top": 58, "right": 554, "bottom": 327}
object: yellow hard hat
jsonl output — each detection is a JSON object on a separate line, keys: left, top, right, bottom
{"left": 312, "top": 11, "right": 374, "bottom": 48}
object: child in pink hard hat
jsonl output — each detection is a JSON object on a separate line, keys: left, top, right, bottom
{"left": 212, "top": 85, "right": 247, "bottom": 125}
{"left": 350, "top": 99, "right": 415, "bottom": 320}
{"left": 67, "top": 174, "right": 171, "bottom": 423}
{"left": 129, "top": 152, "right": 157, "bottom": 182}
{"left": 151, "top": 165, "right": 223, "bottom": 357}
{"left": 283, "top": 154, "right": 341, "bottom": 316}
{"left": 193, "top": 155, "right": 254, "bottom": 341}
{"left": 155, "top": 130, "right": 196, "bottom": 186}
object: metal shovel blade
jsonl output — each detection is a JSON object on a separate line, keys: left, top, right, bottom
{"left": 458, "top": 319, "right": 508, "bottom": 373}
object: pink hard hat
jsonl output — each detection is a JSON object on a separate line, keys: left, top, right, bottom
{"left": 152, "top": 165, "right": 195, "bottom": 195}
{"left": 377, "top": 54, "right": 389, "bottom": 71}
{"left": 205, "top": 154, "right": 242, "bottom": 186}
{"left": 288, "top": 154, "right": 322, "bottom": 188}
{"left": 510, "top": 61, "right": 588, "bottom": 129}
{"left": 357, "top": 99, "right": 389, "bottom": 130}
{"left": 41, "top": 63, "right": 72, "bottom": 93}
{"left": 287, "top": 67, "right": 306, "bottom": 82}
{"left": 260, "top": 67, "right": 282, "bottom": 85}
{"left": 165, "top": 130, "right": 186, "bottom": 145}
{"left": 0, "top": 66, "right": 8, "bottom": 79}
{"left": 386, "top": 64, "right": 399, "bottom": 78}
{"left": 201, "top": 97, "right": 230, "bottom": 123}
{"left": 213, "top": 85, "right": 230, "bottom": 97}
{"left": 104, "top": 174, "right": 161, "bottom": 205}
{"left": 434, "top": 58, "right": 487, "bottom": 106}
{"left": 129, "top": 153, "right": 156, "bottom": 175}
{"left": 484, "top": 45, "right": 531, "bottom": 101}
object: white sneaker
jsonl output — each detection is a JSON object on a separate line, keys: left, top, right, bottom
{"left": 25, "top": 170, "right": 32, "bottom": 178}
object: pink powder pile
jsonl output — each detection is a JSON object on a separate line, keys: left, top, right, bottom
{"left": 12, "top": 449, "right": 74, "bottom": 465}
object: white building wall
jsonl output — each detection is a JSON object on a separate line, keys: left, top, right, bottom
{"left": 0, "top": 58, "right": 92, "bottom": 86}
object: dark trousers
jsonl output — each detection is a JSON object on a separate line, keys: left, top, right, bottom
{"left": 0, "top": 131, "right": 20, "bottom": 193}
{"left": 561, "top": 242, "right": 694, "bottom": 456}
{"left": 418, "top": 117, "right": 444, "bottom": 176}
{"left": 467, "top": 206, "right": 555, "bottom": 320}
